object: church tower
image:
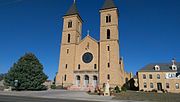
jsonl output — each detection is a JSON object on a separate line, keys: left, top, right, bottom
{"left": 56, "top": 1, "right": 83, "bottom": 87}
{"left": 99, "top": 0, "right": 123, "bottom": 87}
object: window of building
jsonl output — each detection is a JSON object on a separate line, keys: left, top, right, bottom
{"left": 176, "top": 83, "right": 179, "bottom": 89}
{"left": 149, "top": 74, "right": 152, "bottom": 79}
{"left": 150, "top": 83, "right": 153, "bottom": 88}
{"left": 107, "top": 45, "right": 110, "bottom": 51}
{"left": 107, "top": 74, "right": 110, "bottom": 80}
{"left": 106, "top": 14, "right": 111, "bottom": 23}
{"left": 78, "top": 64, "right": 80, "bottom": 69}
{"left": 67, "top": 49, "right": 69, "bottom": 54}
{"left": 157, "top": 74, "right": 160, "bottom": 79}
{"left": 166, "top": 83, "right": 170, "bottom": 88}
{"left": 68, "top": 34, "right": 71, "bottom": 43}
{"left": 64, "top": 75, "right": 67, "bottom": 81}
{"left": 144, "top": 82, "right": 147, "bottom": 88}
{"left": 94, "top": 64, "right": 97, "bottom": 69}
{"left": 108, "top": 62, "right": 110, "bottom": 68}
{"left": 107, "top": 29, "right": 110, "bottom": 39}
{"left": 68, "top": 20, "right": 72, "bottom": 28}
{"left": 143, "top": 74, "right": 146, "bottom": 79}
{"left": 65, "top": 64, "right": 67, "bottom": 69}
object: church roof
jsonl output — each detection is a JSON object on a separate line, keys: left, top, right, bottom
{"left": 101, "top": 0, "right": 117, "bottom": 10}
{"left": 65, "top": 2, "right": 79, "bottom": 16}
{"left": 79, "top": 35, "right": 98, "bottom": 45}
{"left": 138, "top": 62, "right": 180, "bottom": 72}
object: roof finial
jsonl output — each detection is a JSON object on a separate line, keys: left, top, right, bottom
{"left": 87, "top": 30, "right": 90, "bottom": 36}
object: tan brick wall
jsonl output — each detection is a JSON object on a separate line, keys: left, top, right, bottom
{"left": 99, "top": 8, "right": 124, "bottom": 87}
{"left": 56, "top": 8, "right": 125, "bottom": 89}
{"left": 138, "top": 72, "right": 180, "bottom": 93}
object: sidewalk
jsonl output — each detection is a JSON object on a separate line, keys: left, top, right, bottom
{"left": 0, "top": 90, "right": 146, "bottom": 102}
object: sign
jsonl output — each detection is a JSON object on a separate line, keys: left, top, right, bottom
{"left": 165, "top": 73, "right": 180, "bottom": 79}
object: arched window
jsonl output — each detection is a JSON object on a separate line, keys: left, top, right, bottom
{"left": 107, "top": 45, "right": 110, "bottom": 51}
{"left": 67, "top": 48, "right": 69, "bottom": 54}
{"left": 106, "top": 14, "right": 111, "bottom": 23}
{"left": 94, "top": 64, "right": 97, "bottom": 69}
{"left": 68, "top": 34, "right": 70, "bottom": 43}
{"left": 78, "top": 64, "right": 80, "bottom": 69}
{"left": 107, "top": 74, "right": 110, "bottom": 80}
{"left": 107, "top": 29, "right": 110, "bottom": 39}
{"left": 68, "top": 20, "right": 72, "bottom": 28}
{"left": 64, "top": 74, "right": 67, "bottom": 81}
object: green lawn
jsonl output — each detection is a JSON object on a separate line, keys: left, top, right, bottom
{"left": 113, "top": 91, "right": 180, "bottom": 102}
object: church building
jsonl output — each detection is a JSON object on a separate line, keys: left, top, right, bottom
{"left": 56, "top": 0, "right": 130, "bottom": 90}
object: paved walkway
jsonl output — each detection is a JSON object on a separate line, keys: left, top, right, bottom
{"left": 0, "top": 90, "right": 146, "bottom": 102}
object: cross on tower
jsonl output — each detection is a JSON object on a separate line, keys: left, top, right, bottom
{"left": 87, "top": 30, "right": 90, "bottom": 35}
{"left": 74, "top": 0, "right": 76, "bottom": 3}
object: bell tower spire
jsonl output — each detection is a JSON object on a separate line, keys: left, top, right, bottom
{"left": 99, "top": 0, "right": 123, "bottom": 88}
{"left": 56, "top": 0, "right": 83, "bottom": 87}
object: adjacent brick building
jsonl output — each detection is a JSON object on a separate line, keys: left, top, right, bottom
{"left": 137, "top": 59, "right": 180, "bottom": 93}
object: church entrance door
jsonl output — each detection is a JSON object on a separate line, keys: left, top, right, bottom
{"left": 84, "top": 75, "right": 89, "bottom": 87}
{"left": 76, "top": 75, "right": 80, "bottom": 87}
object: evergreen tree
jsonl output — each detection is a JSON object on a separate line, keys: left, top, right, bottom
{"left": 4, "top": 53, "right": 48, "bottom": 90}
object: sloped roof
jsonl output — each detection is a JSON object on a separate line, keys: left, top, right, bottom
{"left": 101, "top": 0, "right": 117, "bottom": 10}
{"left": 79, "top": 35, "right": 98, "bottom": 45}
{"left": 139, "top": 62, "right": 180, "bottom": 72}
{"left": 65, "top": 2, "right": 79, "bottom": 16}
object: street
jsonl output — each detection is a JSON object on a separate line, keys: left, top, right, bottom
{"left": 0, "top": 95, "right": 99, "bottom": 102}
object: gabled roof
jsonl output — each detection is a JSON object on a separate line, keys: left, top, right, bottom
{"left": 138, "top": 62, "right": 180, "bottom": 72}
{"left": 101, "top": 0, "right": 117, "bottom": 10}
{"left": 64, "top": 2, "right": 79, "bottom": 16}
{"left": 79, "top": 35, "right": 98, "bottom": 45}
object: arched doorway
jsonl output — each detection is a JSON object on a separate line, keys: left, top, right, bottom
{"left": 76, "top": 75, "right": 80, "bottom": 87}
{"left": 93, "top": 76, "right": 98, "bottom": 87}
{"left": 84, "top": 75, "right": 89, "bottom": 87}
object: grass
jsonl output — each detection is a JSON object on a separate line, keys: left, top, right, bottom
{"left": 113, "top": 91, "right": 180, "bottom": 102}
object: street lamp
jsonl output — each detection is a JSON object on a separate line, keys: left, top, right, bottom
{"left": 14, "top": 80, "right": 18, "bottom": 90}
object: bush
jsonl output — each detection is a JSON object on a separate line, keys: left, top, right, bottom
{"left": 140, "top": 89, "right": 144, "bottom": 91}
{"left": 121, "top": 86, "right": 127, "bottom": 92}
{"left": 51, "top": 84, "right": 56, "bottom": 89}
{"left": 151, "top": 89, "right": 157, "bottom": 92}
{"left": 114, "top": 86, "right": 121, "bottom": 93}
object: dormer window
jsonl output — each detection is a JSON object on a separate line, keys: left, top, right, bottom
{"left": 154, "top": 65, "right": 160, "bottom": 71}
{"left": 172, "top": 65, "right": 177, "bottom": 70}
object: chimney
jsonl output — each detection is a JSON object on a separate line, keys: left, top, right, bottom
{"left": 172, "top": 58, "right": 176, "bottom": 65}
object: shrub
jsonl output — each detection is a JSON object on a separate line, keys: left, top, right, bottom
{"left": 114, "top": 86, "right": 121, "bottom": 93}
{"left": 121, "top": 86, "right": 127, "bottom": 92}
{"left": 51, "top": 84, "right": 56, "bottom": 89}
{"left": 151, "top": 89, "right": 157, "bottom": 92}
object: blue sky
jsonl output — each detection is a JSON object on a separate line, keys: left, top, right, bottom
{"left": 0, "top": 0, "right": 179, "bottom": 80}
